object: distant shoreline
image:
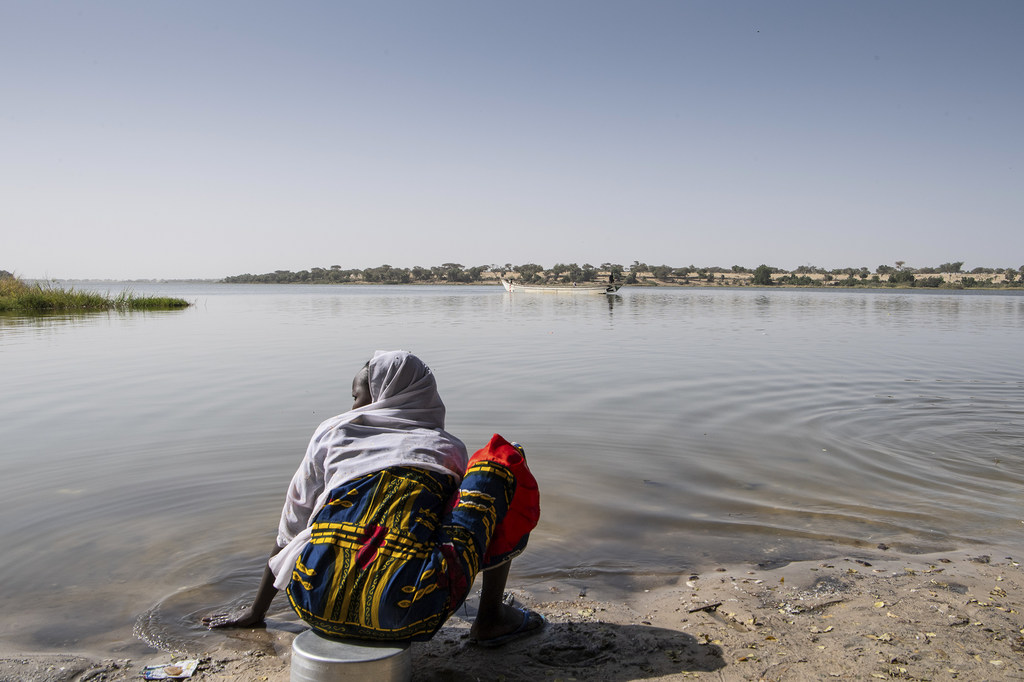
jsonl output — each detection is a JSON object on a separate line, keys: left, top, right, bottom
{"left": 213, "top": 262, "right": 1022, "bottom": 290}
{"left": 36, "top": 278, "right": 1024, "bottom": 292}
{"left": 22, "top": 260, "right": 1022, "bottom": 291}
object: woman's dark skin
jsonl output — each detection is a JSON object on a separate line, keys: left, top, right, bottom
{"left": 203, "top": 366, "right": 535, "bottom": 641}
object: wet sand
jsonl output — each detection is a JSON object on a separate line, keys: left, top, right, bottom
{"left": 2, "top": 548, "right": 1021, "bottom": 681}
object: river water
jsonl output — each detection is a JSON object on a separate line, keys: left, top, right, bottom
{"left": 1, "top": 282, "right": 1022, "bottom": 656}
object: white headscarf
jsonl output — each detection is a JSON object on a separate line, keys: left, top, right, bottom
{"left": 268, "top": 350, "right": 468, "bottom": 588}
{"left": 356, "top": 349, "right": 448, "bottom": 429}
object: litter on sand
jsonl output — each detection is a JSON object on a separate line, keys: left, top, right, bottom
{"left": 141, "top": 660, "right": 198, "bottom": 679}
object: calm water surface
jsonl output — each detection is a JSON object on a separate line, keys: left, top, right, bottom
{"left": 2, "top": 283, "right": 1022, "bottom": 655}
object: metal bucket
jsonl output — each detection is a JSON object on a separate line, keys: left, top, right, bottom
{"left": 290, "top": 630, "right": 412, "bottom": 682}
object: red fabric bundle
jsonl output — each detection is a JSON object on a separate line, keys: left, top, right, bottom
{"left": 468, "top": 434, "right": 541, "bottom": 563}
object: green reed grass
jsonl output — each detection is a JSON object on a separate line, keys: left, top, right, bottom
{"left": 0, "top": 276, "right": 190, "bottom": 312}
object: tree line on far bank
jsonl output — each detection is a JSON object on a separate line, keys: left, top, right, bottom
{"left": 748, "top": 261, "right": 1023, "bottom": 288}
{"left": 222, "top": 260, "right": 1024, "bottom": 289}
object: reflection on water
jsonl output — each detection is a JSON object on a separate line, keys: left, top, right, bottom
{"left": 1, "top": 283, "right": 1023, "bottom": 655}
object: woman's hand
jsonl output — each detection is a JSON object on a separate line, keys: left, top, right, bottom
{"left": 202, "top": 604, "right": 266, "bottom": 629}
{"left": 203, "top": 542, "right": 283, "bottom": 629}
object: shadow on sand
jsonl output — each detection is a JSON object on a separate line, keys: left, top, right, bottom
{"left": 413, "top": 620, "right": 725, "bottom": 681}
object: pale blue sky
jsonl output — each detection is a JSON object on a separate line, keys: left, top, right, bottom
{"left": 2, "top": 1, "right": 1021, "bottom": 279}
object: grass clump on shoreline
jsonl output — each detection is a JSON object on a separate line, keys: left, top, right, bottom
{"left": 0, "top": 275, "right": 190, "bottom": 312}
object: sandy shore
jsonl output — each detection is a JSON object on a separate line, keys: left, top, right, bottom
{"left": 3, "top": 549, "right": 1021, "bottom": 681}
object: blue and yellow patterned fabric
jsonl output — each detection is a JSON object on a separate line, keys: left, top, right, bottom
{"left": 285, "top": 460, "right": 516, "bottom": 641}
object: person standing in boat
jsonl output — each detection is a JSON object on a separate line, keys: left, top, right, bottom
{"left": 203, "top": 350, "right": 544, "bottom": 646}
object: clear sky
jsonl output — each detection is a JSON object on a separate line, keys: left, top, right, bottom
{"left": 2, "top": 1, "right": 1021, "bottom": 279}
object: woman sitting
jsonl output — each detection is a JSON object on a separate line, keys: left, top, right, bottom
{"left": 204, "top": 350, "right": 543, "bottom": 646}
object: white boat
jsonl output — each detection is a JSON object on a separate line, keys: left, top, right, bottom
{"left": 501, "top": 278, "right": 623, "bottom": 294}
